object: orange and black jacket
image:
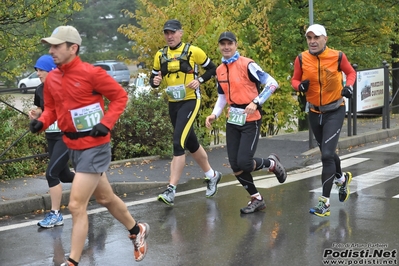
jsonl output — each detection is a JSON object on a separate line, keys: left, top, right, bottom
{"left": 291, "top": 46, "right": 356, "bottom": 111}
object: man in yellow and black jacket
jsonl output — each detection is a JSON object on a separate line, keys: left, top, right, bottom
{"left": 150, "top": 19, "right": 222, "bottom": 206}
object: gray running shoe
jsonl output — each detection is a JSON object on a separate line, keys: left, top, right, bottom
{"left": 157, "top": 186, "right": 175, "bottom": 206}
{"left": 205, "top": 171, "right": 222, "bottom": 197}
{"left": 240, "top": 197, "right": 266, "bottom": 214}
{"left": 268, "top": 153, "right": 287, "bottom": 183}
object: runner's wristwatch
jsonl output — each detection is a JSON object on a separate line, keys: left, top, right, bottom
{"left": 252, "top": 99, "right": 261, "bottom": 108}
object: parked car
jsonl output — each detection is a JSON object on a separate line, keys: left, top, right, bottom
{"left": 18, "top": 72, "right": 41, "bottom": 93}
{"left": 93, "top": 60, "right": 130, "bottom": 85}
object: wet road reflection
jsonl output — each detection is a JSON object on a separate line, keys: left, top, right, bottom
{"left": 1, "top": 144, "right": 399, "bottom": 265}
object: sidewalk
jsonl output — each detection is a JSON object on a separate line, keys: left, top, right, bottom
{"left": 1, "top": 115, "right": 399, "bottom": 217}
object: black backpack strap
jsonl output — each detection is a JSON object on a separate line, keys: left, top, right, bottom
{"left": 337, "top": 51, "right": 343, "bottom": 72}
{"left": 161, "top": 46, "right": 168, "bottom": 59}
{"left": 298, "top": 53, "right": 303, "bottom": 69}
{"left": 182, "top": 43, "right": 191, "bottom": 56}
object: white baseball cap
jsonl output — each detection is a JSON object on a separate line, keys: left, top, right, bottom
{"left": 41, "top": 26, "right": 82, "bottom": 45}
{"left": 305, "top": 24, "right": 327, "bottom": 37}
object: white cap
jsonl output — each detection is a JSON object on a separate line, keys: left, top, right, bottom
{"left": 305, "top": 24, "right": 327, "bottom": 37}
{"left": 41, "top": 26, "right": 82, "bottom": 45}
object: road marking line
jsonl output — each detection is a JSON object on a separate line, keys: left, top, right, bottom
{"left": 255, "top": 158, "right": 369, "bottom": 189}
{"left": 310, "top": 162, "right": 399, "bottom": 194}
{"left": 2, "top": 141, "right": 399, "bottom": 232}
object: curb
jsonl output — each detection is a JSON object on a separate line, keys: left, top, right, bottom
{"left": 0, "top": 182, "right": 167, "bottom": 217}
{"left": 302, "top": 127, "right": 399, "bottom": 156}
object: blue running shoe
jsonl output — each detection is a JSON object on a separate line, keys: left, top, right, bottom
{"left": 37, "top": 211, "right": 64, "bottom": 228}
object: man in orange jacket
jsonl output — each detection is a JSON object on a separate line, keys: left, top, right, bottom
{"left": 291, "top": 24, "right": 356, "bottom": 217}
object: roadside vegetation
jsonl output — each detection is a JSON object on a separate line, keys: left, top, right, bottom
{"left": 1, "top": 0, "right": 399, "bottom": 179}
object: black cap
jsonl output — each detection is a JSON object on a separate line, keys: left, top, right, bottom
{"left": 218, "top": 31, "right": 237, "bottom": 42}
{"left": 163, "top": 19, "right": 182, "bottom": 32}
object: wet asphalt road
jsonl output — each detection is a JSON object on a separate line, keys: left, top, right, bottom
{"left": 1, "top": 142, "right": 399, "bottom": 266}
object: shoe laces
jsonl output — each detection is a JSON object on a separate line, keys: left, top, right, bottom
{"left": 43, "top": 212, "right": 56, "bottom": 222}
{"left": 166, "top": 186, "right": 174, "bottom": 192}
{"left": 316, "top": 200, "right": 329, "bottom": 212}
{"left": 247, "top": 196, "right": 261, "bottom": 205}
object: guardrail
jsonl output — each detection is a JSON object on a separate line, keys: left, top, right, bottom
{"left": 0, "top": 87, "right": 36, "bottom": 94}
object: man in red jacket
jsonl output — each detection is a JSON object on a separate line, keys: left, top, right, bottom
{"left": 29, "top": 25, "right": 149, "bottom": 265}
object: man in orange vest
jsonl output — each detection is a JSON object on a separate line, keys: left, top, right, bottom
{"left": 291, "top": 24, "right": 356, "bottom": 217}
{"left": 206, "top": 31, "right": 287, "bottom": 214}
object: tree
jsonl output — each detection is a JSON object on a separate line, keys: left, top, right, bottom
{"left": 118, "top": 0, "right": 300, "bottom": 139}
{"left": 0, "top": 0, "right": 83, "bottom": 84}
{"left": 120, "top": 0, "right": 399, "bottom": 138}
{"left": 70, "top": 0, "right": 137, "bottom": 62}
{"left": 118, "top": 0, "right": 238, "bottom": 144}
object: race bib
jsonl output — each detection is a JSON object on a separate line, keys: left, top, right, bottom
{"left": 227, "top": 107, "right": 247, "bottom": 126}
{"left": 45, "top": 121, "right": 61, "bottom": 133}
{"left": 166, "top": 84, "right": 186, "bottom": 100}
{"left": 70, "top": 103, "right": 104, "bottom": 132}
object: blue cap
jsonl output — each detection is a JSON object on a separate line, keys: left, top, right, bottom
{"left": 34, "top": 55, "right": 56, "bottom": 72}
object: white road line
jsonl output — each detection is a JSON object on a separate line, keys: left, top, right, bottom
{"left": 2, "top": 141, "right": 399, "bottom": 232}
{"left": 310, "top": 162, "right": 399, "bottom": 195}
{"left": 255, "top": 158, "right": 369, "bottom": 189}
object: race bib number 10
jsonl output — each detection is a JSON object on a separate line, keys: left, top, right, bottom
{"left": 70, "top": 103, "right": 104, "bottom": 132}
{"left": 227, "top": 107, "right": 247, "bottom": 126}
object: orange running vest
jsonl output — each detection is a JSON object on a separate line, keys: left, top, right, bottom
{"left": 300, "top": 47, "right": 344, "bottom": 107}
{"left": 216, "top": 56, "right": 261, "bottom": 122}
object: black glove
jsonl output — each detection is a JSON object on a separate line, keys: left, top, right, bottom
{"left": 341, "top": 86, "right": 353, "bottom": 98}
{"left": 298, "top": 79, "right": 310, "bottom": 93}
{"left": 89, "top": 123, "right": 109, "bottom": 137}
{"left": 29, "top": 119, "right": 43, "bottom": 133}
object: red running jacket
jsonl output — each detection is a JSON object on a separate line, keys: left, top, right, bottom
{"left": 38, "top": 56, "right": 128, "bottom": 150}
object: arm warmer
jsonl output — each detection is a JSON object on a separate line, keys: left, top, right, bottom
{"left": 248, "top": 62, "right": 279, "bottom": 105}
{"left": 211, "top": 93, "right": 227, "bottom": 118}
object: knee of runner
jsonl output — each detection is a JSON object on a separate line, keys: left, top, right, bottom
{"left": 95, "top": 195, "right": 113, "bottom": 206}
{"left": 321, "top": 151, "right": 335, "bottom": 162}
{"left": 237, "top": 159, "right": 253, "bottom": 173}
{"left": 59, "top": 172, "right": 75, "bottom": 183}
{"left": 173, "top": 143, "right": 185, "bottom": 156}
{"left": 46, "top": 173, "right": 61, "bottom": 188}
{"left": 67, "top": 200, "right": 85, "bottom": 214}
{"left": 186, "top": 142, "right": 200, "bottom": 154}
